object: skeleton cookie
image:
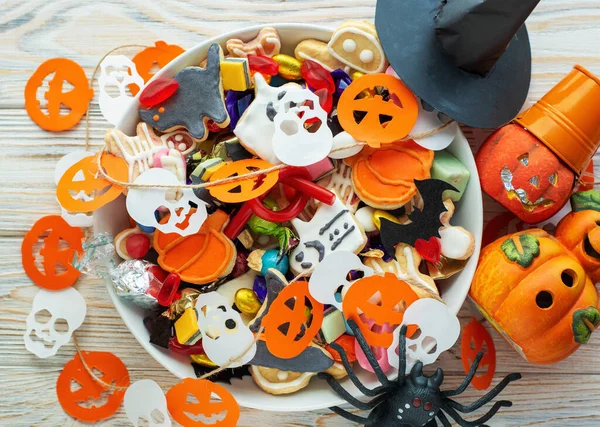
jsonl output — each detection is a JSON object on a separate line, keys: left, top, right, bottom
{"left": 226, "top": 27, "right": 281, "bottom": 58}
{"left": 328, "top": 20, "right": 387, "bottom": 74}
{"left": 139, "top": 43, "right": 229, "bottom": 142}
{"left": 290, "top": 194, "right": 367, "bottom": 274}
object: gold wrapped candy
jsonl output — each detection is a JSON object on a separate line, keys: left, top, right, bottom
{"left": 235, "top": 288, "right": 262, "bottom": 316}
{"left": 372, "top": 210, "right": 401, "bottom": 230}
{"left": 190, "top": 354, "right": 218, "bottom": 368}
{"left": 273, "top": 54, "right": 302, "bottom": 80}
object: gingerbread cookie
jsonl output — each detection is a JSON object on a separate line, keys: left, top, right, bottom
{"left": 328, "top": 20, "right": 387, "bottom": 74}
{"left": 139, "top": 43, "right": 229, "bottom": 142}
{"left": 363, "top": 243, "right": 440, "bottom": 298}
{"left": 294, "top": 39, "right": 348, "bottom": 72}
{"left": 290, "top": 193, "right": 367, "bottom": 274}
{"left": 226, "top": 27, "right": 282, "bottom": 58}
{"left": 344, "top": 140, "right": 434, "bottom": 210}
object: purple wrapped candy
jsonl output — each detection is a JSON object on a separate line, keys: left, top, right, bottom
{"left": 253, "top": 275, "right": 268, "bottom": 303}
{"left": 331, "top": 68, "right": 352, "bottom": 101}
{"left": 226, "top": 89, "right": 254, "bottom": 130}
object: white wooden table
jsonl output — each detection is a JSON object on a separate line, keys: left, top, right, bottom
{"left": 1, "top": 1, "right": 600, "bottom": 425}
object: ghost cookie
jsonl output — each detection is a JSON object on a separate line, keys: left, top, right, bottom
{"left": 290, "top": 193, "right": 367, "bottom": 274}
{"left": 234, "top": 74, "right": 300, "bottom": 164}
{"left": 294, "top": 39, "right": 348, "bottom": 72}
{"left": 139, "top": 43, "right": 229, "bottom": 142}
{"left": 328, "top": 20, "right": 387, "bottom": 74}
{"left": 226, "top": 27, "right": 282, "bottom": 58}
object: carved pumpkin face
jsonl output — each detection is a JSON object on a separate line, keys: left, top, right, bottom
{"left": 337, "top": 73, "right": 418, "bottom": 148}
{"left": 56, "top": 351, "right": 130, "bottom": 422}
{"left": 461, "top": 318, "right": 496, "bottom": 390}
{"left": 556, "top": 210, "right": 600, "bottom": 283}
{"left": 343, "top": 273, "right": 419, "bottom": 348}
{"left": 477, "top": 124, "right": 575, "bottom": 224}
{"left": 470, "top": 229, "right": 599, "bottom": 364}
{"left": 166, "top": 378, "right": 239, "bottom": 427}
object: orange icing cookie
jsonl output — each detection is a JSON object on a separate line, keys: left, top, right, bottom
{"left": 344, "top": 140, "right": 434, "bottom": 209}
{"left": 154, "top": 210, "right": 236, "bottom": 285}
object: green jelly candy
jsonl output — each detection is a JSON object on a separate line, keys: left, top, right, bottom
{"left": 431, "top": 150, "right": 470, "bottom": 202}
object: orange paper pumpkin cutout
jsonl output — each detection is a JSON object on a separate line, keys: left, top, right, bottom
{"left": 343, "top": 273, "right": 419, "bottom": 348}
{"left": 344, "top": 140, "right": 434, "bottom": 210}
{"left": 154, "top": 210, "right": 236, "bottom": 285}
{"left": 208, "top": 159, "right": 280, "bottom": 203}
{"left": 56, "top": 351, "right": 130, "bottom": 422}
{"left": 21, "top": 215, "right": 84, "bottom": 290}
{"left": 24, "top": 58, "right": 94, "bottom": 131}
{"left": 263, "top": 280, "right": 324, "bottom": 359}
{"left": 56, "top": 153, "right": 129, "bottom": 213}
{"left": 130, "top": 41, "right": 185, "bottom": 95}
{"left": 337, "top": 73, "right": 418, "bottom": 148}
{"left": 166, "top": 378, "right": 240, "bottom": 427}
{"left": 461, "top": 318, "right": 496, "bottom": 390}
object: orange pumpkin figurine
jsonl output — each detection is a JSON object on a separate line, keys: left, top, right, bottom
{"left": 344, "top": 140, "right": 434, "bottom": 209}
{"left": 154, "top": 209, "right": 236, "bottom": 285}
{"left": 555, "top": 190, "right": 600, "bottom": 284}
{"left": 470, "top": 229, "right": 600, "bottom": 364}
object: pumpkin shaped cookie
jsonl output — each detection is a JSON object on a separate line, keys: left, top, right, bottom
{"left": 344, "top": 140, "right": 434, "bottom": 209}
{"left": 154, "top": 210, "right": 236, "bottom": 285}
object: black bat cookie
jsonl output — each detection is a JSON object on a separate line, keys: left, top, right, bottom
{"left": 380, "top": 179, "right": 457, "bottom": 256}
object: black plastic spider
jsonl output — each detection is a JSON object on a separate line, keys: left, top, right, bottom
{"left": 319, "top": 319, "right": 521, "bottom": 427}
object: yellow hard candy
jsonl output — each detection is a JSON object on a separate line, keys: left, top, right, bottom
{"left": 351, "top": 71, "right": 365, "bottom": 81}
{"left": 373, "top": 210, "right": 401, "bottom": 230}
{"left": 273, "top": 54, "right": 302, "bottom": 80}
{"left": 235, "top": 288, "right": 262, "bottom": 316}
{"left": 190, "top": 354, "right": 218, "bottom": 368}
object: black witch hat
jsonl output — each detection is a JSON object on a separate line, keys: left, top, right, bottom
{"left": 375, "top": 0, "right": 541, "bottom": 129}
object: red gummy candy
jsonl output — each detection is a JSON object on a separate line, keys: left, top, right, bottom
{"left": 314, "top": 88, "right": 333, "bottom": 113}
{"left": 139, "top": 77, "right": 179, "bottom": 108}
{"left": 125, "top": 233, "right": 151, "bottom": 259}
{"left": 414, "top": 237, "right": 442, "bottom": 263}
{"left": 302, "top": 60, "right": 335, "bottom": 93}
{"left": 169, "top": 337, "right": 205, "bottom": 356}
{"left": 147, "top": 265, "right": 180, "bottom": 306}
{"left": 248, "top": 55, "right": 279, "bottom": 76}
{"left": 206, "top": 119, "right": 225, "bottom": 133}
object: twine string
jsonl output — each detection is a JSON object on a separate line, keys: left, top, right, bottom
{"left": 94, "top": 120, "right": 456, "bottom": 190}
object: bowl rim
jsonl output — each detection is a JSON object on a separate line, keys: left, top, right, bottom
{"left": 101, "top": 22, "right": 484, "bottom": 412}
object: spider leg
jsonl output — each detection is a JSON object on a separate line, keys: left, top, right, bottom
{"left": 397, "top": 324, "right": 408, "bottom": 385}
{"left": 444, "top": 373, "right": 522, "bottom": 411}
{"left": 319, "top": 373, "right": 389, "bottom": 411}
{"left": 442, "top": 401, "right": 511, "bottom": 427}
{"left": 329, "top": 405, "right": 372, "bottom": 424}
{"left": 327, "top": 342, "right": 391, "bottom": 396}
{"left": 436, "top": 411, "right": 452, "bottom": 427}
{"left": 442, "top": 351, "right": 484, "bottom": 397}
{"left": 347, "top": 318, "right": 390, "bottom": 386}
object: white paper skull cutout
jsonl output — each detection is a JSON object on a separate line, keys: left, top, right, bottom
{"left": 54, "top": 151, "right": 95, "bottom": 227}
{"left": 387, "top": 298, "right": 460, "bottom": 374}
{"left": 98, "top": 55, "right": 145, "bottom": 126}
{"left": 126, "top": 168, "right": 208, "bottom": 236}
{"left": 195, "top": 292, "right": 256, "bottom": 368}
{"left": 410, "top": 98, "right": 458, "bottom": 151}
{"left": 309, "top": 251, "right": 373, "bottom": 311}
{"left": 272, "top": 87, "right": 333, "bottom": 166}
{"left": 124, "top": 380, "right": 171, "bottom": 427}
{"left": 24, "top": 288, "right": 87, "bottom": 358}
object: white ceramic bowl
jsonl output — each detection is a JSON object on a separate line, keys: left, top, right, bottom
{"left": 95, "top": 23, "right": 483, "bottom": 411}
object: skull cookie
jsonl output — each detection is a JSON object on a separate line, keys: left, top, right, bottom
{"left": 24, "top": 287, "right": 87, "bottom": 358}
{"left": 290, "top": 194, "right": 367, "bottom": 274}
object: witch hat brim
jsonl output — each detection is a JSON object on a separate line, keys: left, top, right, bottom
{"left": 376, "top": 0, "right": 532, "bottom": 129}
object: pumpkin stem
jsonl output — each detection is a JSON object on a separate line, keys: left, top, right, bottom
{"left": 583, "top": 318, "right": 598, "bottom": 332}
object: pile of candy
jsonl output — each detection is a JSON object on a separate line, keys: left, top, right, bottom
{"left": 83, "top": 21, "right": 477, "bottom": 396}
